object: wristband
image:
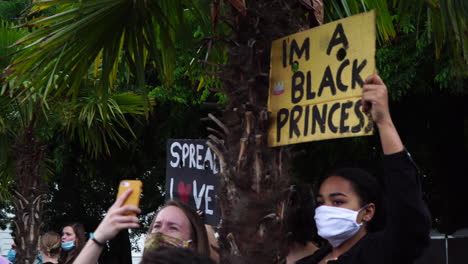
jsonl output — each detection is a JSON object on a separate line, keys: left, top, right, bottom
{"left": 89, "top": 233, "right": 106, "bottom": 247}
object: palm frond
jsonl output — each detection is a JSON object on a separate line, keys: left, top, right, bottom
{"left": 325, "top": 0, "right": 397, "bottom": 44}
{"left": 325, "top": 0, "right": 467, "bottom": 75}
{"left": 4, "top": 0, "right": 201, "bottom": 102}
{"left": 65, "top": 90, "right": 155, "bottom": 157}
{"left": 0, "top": 19, "right": 28, "bottom": 69}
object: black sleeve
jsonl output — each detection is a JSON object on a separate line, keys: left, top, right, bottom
{"left": 382, "top": 150, "right": 431, "bottom": 263}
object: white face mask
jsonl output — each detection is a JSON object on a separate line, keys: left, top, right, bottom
{"left": 314, "top": 205, "right": 366, "bottom": 248}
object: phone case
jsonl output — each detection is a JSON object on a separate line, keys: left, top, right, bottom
{"left": 117, "top": 180, "right": 142, "bottom": 215}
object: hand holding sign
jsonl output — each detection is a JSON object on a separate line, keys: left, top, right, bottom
{"left": 362, "top": 73, "right": 404, "bottom": 154}
{"left": 362, "top": 73, "right": 390, "bottom": 126}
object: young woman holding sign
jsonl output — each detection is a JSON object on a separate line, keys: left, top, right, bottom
{"left": 305, "top": 74, "right": 431, "bottom": 264}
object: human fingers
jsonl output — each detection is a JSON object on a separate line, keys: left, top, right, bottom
{"left": 362, "top": 86, "right": 376, "bottom": 112}
{"left": 95, "top": 214, "right": 140, "bottom": 241}
{"left": 111, "top": 189, "right": 133, "bottom": 209}
{"left": 362, "top": 89, "right": 391, "bottom": 124}
{"left": 113, "top": 222, "right": 140, "bottom": 230}
{"left": 361, "top": 89, "right": 384, "bottom": 113}
{"left": 365, "top": 73, "right": 383, "bottom": 85}
{"left": 363, "top": 86, "right": 387, "bottom": 102}
{"left": 110, "top": 215, "right": 140, "bottom": 225}
{"left": 362, "top": 84, "right": 385, "bottom": 92}
{"left": 114, "top": 205, "right": 141, "bottom": 215}
{"left": 106, "top": 215, "right": 140, "bottom": 235}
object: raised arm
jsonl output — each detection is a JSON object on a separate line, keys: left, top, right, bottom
{"left": 363, "top": 74, "right": 431, "bottom": 262}
{"left": 73, "top": 189, "right": 141, "bottom": 264}
{"left": 362, "top": 73, "right": 404, "bottom": 154}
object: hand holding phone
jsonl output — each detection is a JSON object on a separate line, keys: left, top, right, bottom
{"left": 116, "top": 180, "right": 142, "bottom": 216}
{"left": 90, "top": 182, "right": 141, "bottom": 249}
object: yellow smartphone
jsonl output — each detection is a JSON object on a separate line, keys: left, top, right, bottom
{"left": 116, "top": 180, "right": 142, "bottom": 216}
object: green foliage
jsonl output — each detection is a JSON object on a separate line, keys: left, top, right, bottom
{"left": 0, "top": 20, "right": 28, "bottom": 69}
{"left": 0, "top": 0, "right": 30, "bottom": 21}
{"left": 326, "top": 0, "right": 467, "bottom": 81}
{"left": 376, "top": 36, "right": 434, "bottom": 100}
{"left": 148, "top": 57, "right": 226, "bottom": 105}
{"left": 325, "top": 0, "right": 396, "bottom": 44}
{"left": 3, "top": 0, "right": 209, "bottom": 104}
{"left": 323, "top": 0, "right": 468, "bottom": 96}
{"left": 147, "top": 3, "right": 228, "bottom": 106}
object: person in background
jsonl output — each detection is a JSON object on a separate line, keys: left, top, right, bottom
{"left": 33, "top": 254, "right": 43, "bottom": 264}
{"left": 59, "top": 223, "right": 86, "bottom": 264}
{"left": 7, "top": 244, "right": 16, "bottom": 264}
{"left": 197, "top": 210, "right": 220, "bottom": 263}
{"left": 285, "top": 179, "right": 320, "bottom": 264}
{"left": 204, "top": 225, "right": 219, "bottom": 263}
{"left": 73, "top": 190, "right": 210, "bottom": 264}
{"left": 38, "top": 232, "right": 61, "bottom": 264}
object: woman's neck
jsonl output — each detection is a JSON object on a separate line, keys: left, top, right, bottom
{"left": 328, "top": 227, "right": 367, "bottom": 260}
{"left": 41, "top": 254, "right": 59, "bottom": 263}
{"left": 286, "top": 241, "right": 319, "bottom": 264}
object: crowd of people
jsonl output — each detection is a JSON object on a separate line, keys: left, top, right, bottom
{"left": 3, "top": 74, "right": 431, "bottom": 263}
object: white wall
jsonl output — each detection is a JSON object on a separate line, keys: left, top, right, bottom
{"left": 0, "top": 226, "right": 14, "bottom": 258}
{"left": 131, "top": 235, "right": 145, "bottom": 264}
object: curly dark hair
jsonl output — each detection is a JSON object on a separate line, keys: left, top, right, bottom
{"left": 319, "top": 168, "right": 385, "bottom": 232}
{"left": 284, "top": 179, "right": 319, "bottom": 246}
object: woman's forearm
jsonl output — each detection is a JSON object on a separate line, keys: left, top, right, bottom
{"left": 377, "top": 120, "right": 404, "bottom": 155}
{"left": 73, "top": 239, "right": 104, "bottom": 264}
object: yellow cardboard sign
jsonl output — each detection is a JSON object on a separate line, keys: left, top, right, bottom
{"left": 268, "top": 10, "right": 376, "bottom": 147}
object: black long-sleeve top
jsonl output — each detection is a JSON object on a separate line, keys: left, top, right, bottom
{"left": 297, "top": 150, "right": 431, "bottom": 264}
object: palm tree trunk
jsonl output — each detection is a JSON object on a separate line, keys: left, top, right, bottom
{"left": 207, "top": 1, "right": 313, "bottom": 263}
{"left": 12, "top": 117, "right": 47, "bottom": 264}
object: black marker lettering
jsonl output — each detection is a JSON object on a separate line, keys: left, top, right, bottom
{"left": 312, "top": 104, "right": 328, "bottom": 134}
{"left": 290, "top": 105, "right": 303, "bottom": 138}
{"left": 306, "top": 71, "right": 315, "bottom": 100}
{"left": 340, "top": 101, "right": 353, "bottom": 133}
{"left": 336, "top": 59, "right": 350, "bottom": 92}
{"left": 328, "top": 103, "right": 340, "bottom": 133}
{"left": 326, "top": 23, "right": 349, "bottom": 55}
{"left": 352, "top": 100, "right": 365, "bottom": 133}
{"left": 291, "top": 71, "right": 304, "bottom": 104}
{"left": 304, "top": 105, "right": 310, "bottom": 137}
{"left": 277, "top": 108, "right": 289, "bottom": 142}
{"left": 318, "top": 66, "right": 337, "bottom": 97}
{"left": 352, "top": 59, "right": 367, "bottom": 89}
{"left": 290, "top": 38, "right": 310, "bottom": 65}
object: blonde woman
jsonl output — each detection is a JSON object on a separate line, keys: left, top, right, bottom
{"left": 39, "top": 232, "right": 61, "bottom": 264}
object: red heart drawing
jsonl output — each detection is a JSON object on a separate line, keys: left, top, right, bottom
{"left": 178, "top": 182, "right": 192, "bottom": 204}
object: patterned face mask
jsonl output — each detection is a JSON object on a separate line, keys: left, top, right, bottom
{"left": 144, "top": 232, "right": 192, "bottom": 252}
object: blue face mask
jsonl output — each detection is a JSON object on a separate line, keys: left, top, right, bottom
{"left": 7, "top": 249, "right": 16, "bottom": 262}
{"left": 61, "top": 240, "right": 75, "bottom": 251}
{"left": 37, "top": 254, "right": 43, "bottom": 262}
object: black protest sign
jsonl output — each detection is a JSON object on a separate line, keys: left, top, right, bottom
{"left": 165, "top": 139, "right": 220, "bottom": 226}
